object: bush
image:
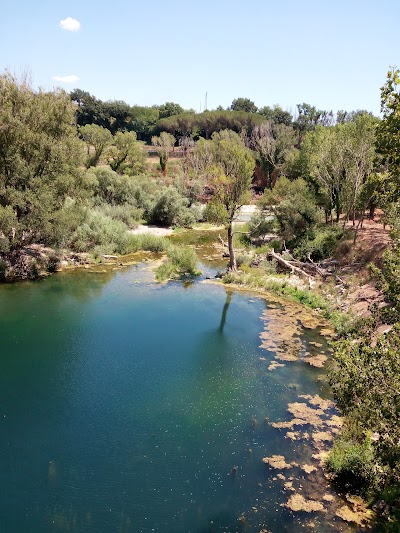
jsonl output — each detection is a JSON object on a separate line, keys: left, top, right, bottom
{"left": 0, "top": 259, "right": 7, "bottom": 280}
{"left": 156, "top": 245, "right": 200, "bottom": 281}
{"left": 294, "top": 225, "right": 344, "bottom": 261}
{"left": 47, "top": 254, "right": 60, "bottom": 273}
{"left": 97, "top": 203, "right": 142, "bottom": 228}
{"left": 69, "top": 210, "right": 128, "bottom": 254}
{"left": 150, "top": 187, "right": 196, "bottom": 227}
{"left": 125, "top": 234, "right": 168, "bottom": 254}
{"left": 326, "top": 436, "right": 378, "bottom": 494}
{"left": 259, "top": 177, "right": 323, "bottom": 242}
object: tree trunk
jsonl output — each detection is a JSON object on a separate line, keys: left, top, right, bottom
{"left": 227, "top": 224, "right": 237, "bottom": 271}
{"left": 160, "top": 155, "right": 167, "bottom": 176}
{"left": 335, "top": 195, "right": 340, "bottom": 223}
{"left": 369, "top": 203, "right": 375, "bottom": 220}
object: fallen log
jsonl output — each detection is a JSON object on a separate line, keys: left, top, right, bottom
{"left": 268, "top": 250, "right": 312, "bottom": 282}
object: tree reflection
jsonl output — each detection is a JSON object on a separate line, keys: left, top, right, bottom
{"left": 218, "top": 289, "right": 233, "bottom": 333}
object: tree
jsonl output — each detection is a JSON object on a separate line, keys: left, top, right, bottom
{"left": 258, "top": 105, "right": 293, "bottom": 126}
{"left": 248, "top": 121, "right": 296, "bottom": 188}
{"left": 294, "top": 103, "right": 333, "bottom": 145}
{"left": 0, "top": 73, "right": 83, "bottom": 251}
{"left": 301, "top": 116, "right": 377, "bottom": 225}
{"left": 80, "top": 124, "right": 113, "bottom": 168}
{"left": 108, "top": 131, "right": 146, "bottom": 175}
{"left": 376, "top": 67, "right": 400, "bottom": 205}
{"left": 158, "top": 102, "right": 185, "bottom": 119}
{"left": 230, "top": 97, "right": 258, "bottom": 113}
{"left": 198, "top": 134, "right": 255, "bottom": 270}
{"left": 151, "top": 132, "right": 176, "bottom": 175}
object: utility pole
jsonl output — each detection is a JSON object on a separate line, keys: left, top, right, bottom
{"left": 205, "top": 91, "right": 208, "bottom": 111}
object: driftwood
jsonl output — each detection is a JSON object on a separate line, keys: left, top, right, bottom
{"left": 266, "top": 250, "right": 349, "bottom": 289}
{"left": 268, "top": 250, "right": 312, "bottom": 282}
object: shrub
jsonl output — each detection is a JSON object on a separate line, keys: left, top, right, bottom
{"left": 0, "top": 259, "right": 7, "bottom": 280}
{"left": 97, "top": 203, "right": 142, "bottom": 228}
{"left": 326, "top": 436, "right": 378, "bottom": 494}
{"left": 294, "top": 225, "right": 344, "bottom": 261}
{"left": 259, "top": 177, "right": 323, "bottom": 242}
{"left": 156, "top": 245, "right": 200, "bottom": 281}
{"left": 150, "top": 187, "right": 196, "bottom": 227}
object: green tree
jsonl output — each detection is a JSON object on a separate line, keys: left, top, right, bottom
{"left": 0, "top": 73, "right": 83, "bottom": 251}
{"left": 249, "top": 121, "right": 296, "bottom": 188}
{"left": 230, "top": 97, "right": 258, "bottom": 113}
{"left": 158, "top": 102, "right": 185, "bottom": 119}
{"left": 376, "top": 67, "right": 400, "bottom": 205}
{"left": 108, "top": 131, "right": 146, "bottom": 175}
{"left": 301, "top": 116, "right": 377, "bottom": 224}
{"left": 294, "top": 103, "right": 333, "bottom": 145}
{"left": 80, "top": 124, "right": 113, "bottom": 168}
{"left": 258, "top": 105, "right": 293, "bottom": 126}
{"left": 199, "top": 135, "right": 255, "bottom": 270}
{"left": 151, "top": 132, "right": 176, "bottom": 175}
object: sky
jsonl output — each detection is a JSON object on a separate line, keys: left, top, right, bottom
{"left": 1, "top": 0, "right": 399, "bottom": 115}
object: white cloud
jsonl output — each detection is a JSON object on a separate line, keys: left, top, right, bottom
{"left": 59, "top": 17, "right": 80, "bottom": 31}
{"left": 52, "top": 75, "right": 80, "bottom": 84}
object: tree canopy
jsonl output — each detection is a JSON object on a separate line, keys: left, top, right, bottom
{"left": 0, "top": 73, "right": 83, "bottom": 251}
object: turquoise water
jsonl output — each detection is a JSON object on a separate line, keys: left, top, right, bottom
{"left": 0, "top": 261, "right": 353, "bottom": 532}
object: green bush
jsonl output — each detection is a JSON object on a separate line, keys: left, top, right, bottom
{"left": 126, "top": 234, "right": 168, "bottom": 253}
{"left": 69, "top": 211, "right": 128, "bottom": 254}
{"left": 97, "top": 203, "right": 142, "bottom": 228}
{"left": 294, "top": 225, "right": 344, "bottom": 261}
{"left": 156, "top": 245, "right": 200, "bottom": 281}
{"left": 259, "top": 177, "right": 323, "bottom": 242}
{"left": 326, "top": 436, "right": 378, "bottom": 494}
{"left": 150, "top": 187, "right": 196, "bottom": 227}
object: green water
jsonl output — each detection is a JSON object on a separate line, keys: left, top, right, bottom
{"left": 0, "top": 254, "right": 353, "bottom": 532}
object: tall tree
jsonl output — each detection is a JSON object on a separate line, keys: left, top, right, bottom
{"left": 258, "top": 105, "right": 293, "bottom": 126}
{"left": 301, "top": 116, "right": 377, "bottom": 224}
{"left": 230, "top": 97, "right": 258, "bottom": 113}
{"left": 199, "top": 134, "right": 255, "bottom": 270}
{"left": 376, "top": 67, "right": 400, "bottom": 205}
{"left": 294, "top": 103, "right": 333, "bottom": 145}
{"left": 0, "top": 73, "right": 83, "bottom": 251}
{"left": 151, "top": 132, "right": 176, "bottom": 175}
{"left": 249, "top": 121, "right": 296, "bottom": 188}
{"left": 80, "top": 124, "right": 113, "bottom": 168}
{"left": 158, "top": 102, "right": 185, "bottom": 119}
{"left": 108, "top": 131, "right": 146, "bottom": 175}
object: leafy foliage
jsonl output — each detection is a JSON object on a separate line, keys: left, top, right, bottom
{"left": 0, "top": 73, "right": 84, "bottom": 251}
{"left": 151, "top": 132, "right": 176, "bottom": 175}
{"left": 156, "top": 245, "right": 200, "bottom": 281}
{"left": 258, "top": 177, "right": 322, "bottom": 243}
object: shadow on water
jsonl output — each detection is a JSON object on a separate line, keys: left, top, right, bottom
{"left": 218, "top": 289, "right": 233, "bottom": 333}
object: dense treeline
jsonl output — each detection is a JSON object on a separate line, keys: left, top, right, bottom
{"left": 70, "top": 88, "right": 373, "bottom": 144}
{"left": 0, "top": 73, "right": 204, "bottom": 280}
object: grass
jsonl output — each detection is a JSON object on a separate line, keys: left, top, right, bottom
{"left": 156, "top": 245, "right": 201, "bottom": 282}
{"left": 222, "top": 267, "right": 350, "bottom": 334}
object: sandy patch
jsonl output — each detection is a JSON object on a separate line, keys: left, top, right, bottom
{"left": 128, "top": 224, "right": 174, "bottom": 236}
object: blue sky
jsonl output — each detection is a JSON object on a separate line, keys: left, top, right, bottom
{"left": 1, "top": 0, "right": 399, "bottom": 114}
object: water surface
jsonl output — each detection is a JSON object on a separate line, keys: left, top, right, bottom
{"left": 0, "top": 257, "right": 354, "bottom": 532}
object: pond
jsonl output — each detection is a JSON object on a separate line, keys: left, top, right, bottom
{"left": 0, "top": 239, "right": 358, "bottom": 532}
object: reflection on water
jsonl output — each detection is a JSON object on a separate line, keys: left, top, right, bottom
{"left": 0, "top": 252, "right": 357, "bottom": 532}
